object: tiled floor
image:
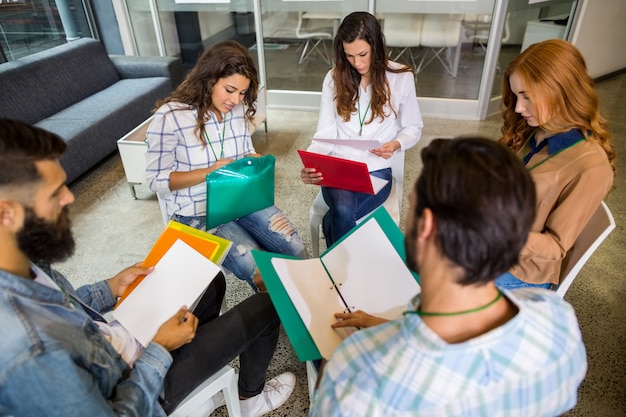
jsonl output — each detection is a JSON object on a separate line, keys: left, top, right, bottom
{"left": 56, "top": 70, "right": 625, "bottom": 415}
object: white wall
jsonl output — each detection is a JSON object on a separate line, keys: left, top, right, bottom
{"left": 570, "top": 0, "right": 626, "bottom": 78}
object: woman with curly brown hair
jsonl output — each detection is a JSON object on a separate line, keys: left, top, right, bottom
{"left": 496, "top": 39, "right": 615, "bottom": 290}
{"left": 300, "top": 11, "right": 423, "bottom": 246}
{"left": 146, "top": 40, "right": 307, "bottom": 294}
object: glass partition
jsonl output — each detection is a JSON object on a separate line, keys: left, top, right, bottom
{"left": 0, "top": 0, "right": 91, "bottom": 63}
{"left": 484, "top": 0, "right": 578, "bottom": 118}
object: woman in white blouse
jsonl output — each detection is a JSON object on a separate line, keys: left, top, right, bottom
{"left": 301, "top": 11, "right": 423, "bottom": 246}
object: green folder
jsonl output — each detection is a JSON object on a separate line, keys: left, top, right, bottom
{"left": 252, "top": 206, "right": 420, "bottom": 362}
{"left": 206, "top": 155, "right": 275, "bottom": 229}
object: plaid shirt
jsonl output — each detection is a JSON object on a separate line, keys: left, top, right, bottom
{"left": 310, "top": 288, "right": 587, "bottom": 417}
{"left": 146, "top": 102, "right": 254, "bottom": 217}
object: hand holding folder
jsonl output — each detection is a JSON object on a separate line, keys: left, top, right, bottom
{"left": 297, "top": 150, "right": 388, "bottom": 194}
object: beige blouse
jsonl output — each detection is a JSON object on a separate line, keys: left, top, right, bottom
{"left": 510, "top": 137, "right": 613, "bottom": 285}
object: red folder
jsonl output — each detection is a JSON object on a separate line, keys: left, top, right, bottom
{"left": 298, "top": 150, "right": 385, "bottom": 195}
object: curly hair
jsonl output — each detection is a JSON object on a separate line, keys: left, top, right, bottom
{"left": 154, "top": 40, "right": 258, "bottom": 144}
{"left": 500, "top": 39, "right": 615, "bottom": 175}
{"left": 331, "top": 12, "right": 413, "bottom": 124}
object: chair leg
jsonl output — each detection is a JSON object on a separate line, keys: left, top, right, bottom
{"left": 310, "top": 221, "right": 321, "bottom": 258}
{"left": 224, "top": 370, "right": 241, "bottom": 417}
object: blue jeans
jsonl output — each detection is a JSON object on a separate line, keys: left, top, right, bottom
{"left": 495, "top": 272, "right": 554, "bottom": 290}
{"left": 172, "top": 205, "right": 307, "bottom": 290}
{"left": 321, "top": 168, "right": 392, "bottom": 247}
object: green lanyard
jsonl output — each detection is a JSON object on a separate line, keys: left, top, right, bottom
{"left": 357, "top": 99, "right": 371, "bottom": 136}
{"left": 205, "top": 115, "right": 227, "bottom": 161}
{"left": 523, "top": 138, "right": 584, "bottom": 171}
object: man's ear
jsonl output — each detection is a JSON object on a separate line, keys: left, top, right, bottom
{"left": 0, "top": 200, "right": 22, "bottom": 230}
{"left": 417, "top": 207, "right": 436, "bottom": 242}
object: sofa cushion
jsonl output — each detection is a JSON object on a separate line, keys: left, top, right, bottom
{"left": 36, "top": 77, "right": 171, "bottom": 183}
{"left": 0, "top": 38, "right": 120, "bottom": 125}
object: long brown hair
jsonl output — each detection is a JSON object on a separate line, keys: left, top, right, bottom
{"left": 332, "top": 12, "right": 413, "bottom": 124}
{"left": 500, "top": 39, "right": 615, "bottom": 174}
{"left": 154, "top": 40, "right": 258, "bottom": 143}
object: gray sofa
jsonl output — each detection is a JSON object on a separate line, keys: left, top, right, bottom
{"left": 0, "top": 37, "right": 182, "bottom": 183}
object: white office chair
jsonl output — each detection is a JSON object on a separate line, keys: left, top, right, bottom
{"left": 383, "top": 13, "right": 424, "bottom": 69}
{"left": 556, "top": 201, "right": 616, "bottom": 297}
{"left": 417, "top": 14, "right": 464, "bottom": 78}
{"left": 295, "top": 12, "right": 333, "bottom": 65}
{"left": 308, "top": 150, "right": 405, "bottom": 258}
{"left": 463, "top": 13, "right": 492, "bottom": 52}
{"left": 168, "top": 364, "right": 241, "bottom": 417}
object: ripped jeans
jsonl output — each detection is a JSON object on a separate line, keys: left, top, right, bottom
{"left": 172, "top": 205, "right": 307, "bottom": 291}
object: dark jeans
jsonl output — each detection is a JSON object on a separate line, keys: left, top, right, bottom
{"left": 160, "top": 273, "right": 280, "bottom": 413}
{"left": 321, "top": 168, "right": 392, "bottom": 247}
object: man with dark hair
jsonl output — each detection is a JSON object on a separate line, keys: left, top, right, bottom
{"left": 309, "top": 137, "right": 587, "bottom": 416}
{"left": 0, "top": 119, "right": 295, "bottom": 417}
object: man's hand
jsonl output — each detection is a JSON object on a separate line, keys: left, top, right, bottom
{"left": 301, "top": 167, "right": 323, "bottom": 184}
{"left": 152, "top": 307, "right": 198, "bottom": 351}
{"left": 108, "top": 263, "right": 154, "bottom": 298}
{"left": 370, "top": 140, "right": 400, "bottom": 159}
{"left": 331, "top": 310, "right": 388, "bottom": 329}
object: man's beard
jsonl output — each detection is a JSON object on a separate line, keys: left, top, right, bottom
{"left": 17, "top": 206, "right": 75, "bottom": 264}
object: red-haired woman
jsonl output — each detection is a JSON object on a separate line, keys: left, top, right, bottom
{"left": 496, "top": 39, "right": 615, "bottom": 290}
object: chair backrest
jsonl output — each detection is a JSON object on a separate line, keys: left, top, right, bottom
{"left": 420, "top": 14, "right": 464, "bottom": 48}
{"left": 295, "top": 12, "right": 333, "bottom": 39}
{"left": 556, "top": 201, "right": 616, "bottom": 297}
{"left": 390, "top": 149, "right": 405, "bottom": 211}
{"left": 383, "top": 13, "right": 423, "bottom": 48}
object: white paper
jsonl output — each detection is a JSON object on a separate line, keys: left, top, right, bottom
{"left": 270, "top": 217, "right": 420, "bottom": 358}
{"left": 312, "top": 138, "right": 382, "bottom": 151}
{"left": 322, "top": 219, "right": 420, "bottom": 320}
{"left": 370, "top": 175, "right": 389, "bottom": 194}
{"left": 112, "top": 239, "right": 221, "bottom": 346}
{"left": 271, "top": 258, "right": 349, "bottom": 359}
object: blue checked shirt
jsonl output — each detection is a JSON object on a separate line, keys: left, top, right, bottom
{"left": 146, "top": 102, "right": 254, "bottom": 217}
{"left": 310, "top": 288, "right": 587, "bottom": 417}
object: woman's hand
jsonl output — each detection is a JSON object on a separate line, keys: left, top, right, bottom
{"left": 152, "top": 307, "right": 198, "bottom": 351}
{"left": 210, "top": 158, "right": 235, "bottom": 171}
{"left": 370, "top": 140, "right": 400, "bottom": 160}
{"left": 331, "top": 310, "right": 388, "bottom": 329}
{"left": 108, "top": 263, "right": 154, "bottom": 298}
{"left": 301, "top": 167, "right": 323, "bottom": 184}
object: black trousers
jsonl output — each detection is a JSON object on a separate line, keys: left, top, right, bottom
{"left": 159, "top": 272, "right": 280, "bottom": 413}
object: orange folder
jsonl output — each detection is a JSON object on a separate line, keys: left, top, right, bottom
{"left": 115, "top": 220, "right": 232, "bottom": 307}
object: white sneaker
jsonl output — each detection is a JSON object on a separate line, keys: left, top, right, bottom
{"left": 239, "top": 372, "right": 296, "bottom": 417}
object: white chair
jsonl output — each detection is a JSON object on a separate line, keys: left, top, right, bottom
{"left": 417, "top": 14, "right": 464, "bottom": 78}
{"left": 463, "top": 13, "right": 493, "bottom": 52}
{"left": 295, "top": 12, "right": 333, "bottom": 65}
{"left": 306, "top": 360, "right": 319, "bottom": 402}
{"left": 308, "top": 150, "right": 405, "bottom": 258}
{"left": 555, "top": 201, "right": 616, "bottom": 297}
{"left": 383, "top": 13, "right": 423, "bottom": 69}
{"left": 168, "top": 364, "right": 241, "bottom": 417}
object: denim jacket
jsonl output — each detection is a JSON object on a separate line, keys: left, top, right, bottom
{"left": 0, "top": 265, "right": 172, "bottom": 416}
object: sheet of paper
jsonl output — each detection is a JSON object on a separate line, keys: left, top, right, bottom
{"left": 271, "top": 258, "right": 353, "bottom": 359}
{"left": 322, "top": 218, "right": 421, "bottom": 320}
{"left": 370, "top": 175, "right": 389, "bottom": 194}
{"left": 113, "top": 239, "right": 221, "bottom": 346}
{"left": 312, "top": 138, "right": 382, "bottom": 151}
